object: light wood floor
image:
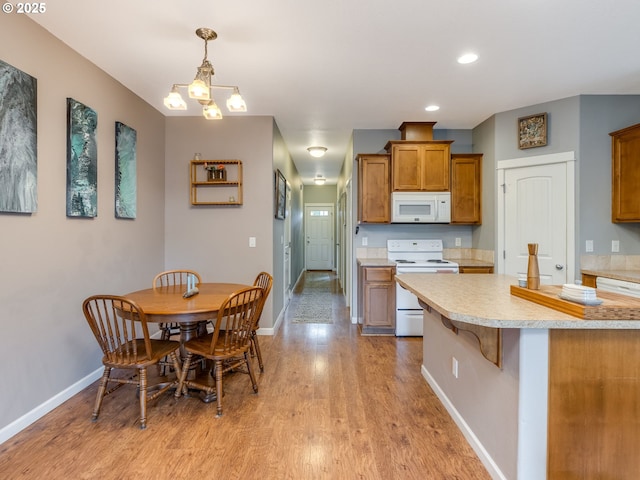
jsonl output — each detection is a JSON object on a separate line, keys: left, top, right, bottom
{"left": 0, "top": 271, "right": 490, "bottom": 479}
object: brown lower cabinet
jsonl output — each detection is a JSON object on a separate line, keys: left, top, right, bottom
{"left": 358, "top": 265, "right": 396, "bottom": 335}
{"left": 459, "top": 266, "right": 494, "bottom": 274}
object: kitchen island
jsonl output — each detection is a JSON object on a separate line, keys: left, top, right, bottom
{"left": 396, "top": 273, "right": 640, "bottom": 480}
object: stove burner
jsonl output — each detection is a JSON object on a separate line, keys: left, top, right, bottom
{"left": 395, "top": 259, "right": 416, "bottom": 264}
{"left": 427, "top": 259, "right": 448, "bottom": 264}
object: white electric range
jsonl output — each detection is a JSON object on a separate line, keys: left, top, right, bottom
{"left": 388, "top": 239, "right": 459, "bottom": 336}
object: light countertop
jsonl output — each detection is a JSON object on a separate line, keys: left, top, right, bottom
{"left": 395, "top": 273, "right": 640, "bottom": 329}
{"left": 357, "top": 258, "right": 397, "bottom": 267}
{"left": 581, "top": 269, "right": 640, "bottom": 283}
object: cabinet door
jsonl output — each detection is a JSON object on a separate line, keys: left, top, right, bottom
{"left": 451, "top": 154, "right": 482, "bottom": 224}
{"left": 391, "top": 145, "right": 422, "bottom": 190}
{"left": 360, "top": 266, "right": 396, "bottom": 333}
{"left": 358, "top": 154, "right": 390, "bottom": 223}
{"left": 611, "top": 124, "right": 640, "bottom": 222}
{"left": 421, "top": 143, "right": 451, "bottom": 191}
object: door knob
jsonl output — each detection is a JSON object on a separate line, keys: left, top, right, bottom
{"left": 555, "top": 264, "right": 564, "bottom": 270}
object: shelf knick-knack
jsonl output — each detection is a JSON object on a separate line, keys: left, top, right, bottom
{"left": 527, "top": 243, "right": 540, "bottom": 290}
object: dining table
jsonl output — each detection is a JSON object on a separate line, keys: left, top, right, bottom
{"left": 125, "top": 282, "right": 251, "bottom": 351}
{"left": 125, "top": 282, "right": 251, "bottom": 403}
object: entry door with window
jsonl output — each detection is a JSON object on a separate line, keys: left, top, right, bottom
{"left": 305, "top": 204, "right": 334, "bottom": 270}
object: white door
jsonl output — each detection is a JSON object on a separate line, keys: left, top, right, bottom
{"left": 498, "top": 152, "right": 576, "bottom": 285}
{"left": 305, "top": 204, "right": 334, "bottom": 270}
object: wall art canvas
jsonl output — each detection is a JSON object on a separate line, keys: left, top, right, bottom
{"left": 114, "top": 121, "right": 137, "bottom": 219}
{"left": 0, "top": 59, "right": 37, "bottom": 213}
{"left": 66, "top": 98, "right": 97, "bottom": 217}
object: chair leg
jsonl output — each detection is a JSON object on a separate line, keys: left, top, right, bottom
{"left": 245, "top": 351, "right": 259, "bottom": 393}
{"left": 138, "top": 367, "right": 148, "bottom": 430}
{"left": 251, "top": 332, "right": 264, "bottom": 372}
{"left": 214, "top": 359, "right": 224, "bottom": 417}
{"left": 92, "top": 367, "right": 111, "bottom": 422}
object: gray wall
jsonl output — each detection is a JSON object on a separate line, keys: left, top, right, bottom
{"left": 164, "top": 116, "right": 304, "bottom": 329}
{"left": 0, "top": 15, "right": 166, "bottom": 433}
{"left": 579, "top": 95, "right": 640, "bottom": 255}
{"left": 164, "top": 116, "right": 278, "bottom": 326}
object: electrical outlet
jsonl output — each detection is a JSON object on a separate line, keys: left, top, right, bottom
{"left": 362, "top": 237, "right": 368, "bottom": 246}
{"left": 612, "top": 240, "right": 620, "bottom": 253}
{"left": 455, "top": 237, "right": 461, "bottom": 247}
{"left": 585, "top": 240, "right": 593, "bottom": 252}
{"left": 452, "top": 357, "right": 459, "bottom": 378}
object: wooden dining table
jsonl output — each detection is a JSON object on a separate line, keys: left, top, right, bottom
{"left": 125, "top": 282, "right": 249, "bottom": 403}
{"left": 125, "top": 282, "right": 250, "bottom": 352}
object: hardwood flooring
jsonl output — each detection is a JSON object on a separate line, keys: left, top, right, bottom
{"left": 0, "top": 271, "right": 490, "bottom": 479}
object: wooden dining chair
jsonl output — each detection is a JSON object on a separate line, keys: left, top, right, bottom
{"left": 153, "top": 269, "right": 202, "bottom": 341}
{"left": 175, "top": 286, "right": 264, "bottom": 417}
{"left": 251, "top": 271, "right": 273, "bottom": 372}
{"left": 82, "top": 295, "right": 182, "bottom": 429}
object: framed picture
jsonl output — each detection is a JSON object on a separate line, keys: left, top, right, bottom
{"left": 518, "top": 113, "right": 547, "bottom": 149}
{"left": 275, "top": 169, "right": 286, "bottom": 220}
{"left": 66, "top": 98, "right": 98, "bottom": 217}
{"left": 0, "top": 60, "right": 37, "bottom": 213}
{"left": 115, "top": 121, "right": 137, "bottom": 219}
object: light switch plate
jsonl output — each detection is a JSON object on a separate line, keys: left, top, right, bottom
{"left": 585, "top": 240, "right": 593, "bottom": 252}
{"left": 249, "top": 237, "right": 256, "bottom": 248}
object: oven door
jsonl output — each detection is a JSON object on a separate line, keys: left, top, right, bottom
{"left": 395, "top": 268, "right": 457, "bottom": 336}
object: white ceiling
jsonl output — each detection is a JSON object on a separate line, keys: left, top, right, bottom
{"left": 30, "top": 0, "right": 640, "bottom": 185}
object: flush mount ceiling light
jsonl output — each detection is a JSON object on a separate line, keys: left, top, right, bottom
{"left": 164, "top": 27, "right": 247, "bottom": 120}
{"left": 307, "top": 146, "right": 327, "bottom": 158}
{"left": 314, "top": 175, "right": 326, "bottom": 185}
{"left": 457, "top": 52, "right": 479, "bottom": 64}
{"left": 425, "top": 105, "right": 440, "bottom": 112}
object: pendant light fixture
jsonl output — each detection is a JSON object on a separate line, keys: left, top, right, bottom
{"left": 164, "top": 28, "right": 247, "bottom": 120}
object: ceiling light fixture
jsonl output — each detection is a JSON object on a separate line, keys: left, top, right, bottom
{"left": 314, "top": 175, "right": 326, "bottom": 185}
{"left": 457, "top": 52, "right": 479, "bottom": 64}
{"left": 164, "top": 28, "right": 247, "bottom": 120}
{"left": 307, "top": 146, "right": 327, "bottom": 158}
{"left": 425, "top": 105, "right": 440, "bottom": 112}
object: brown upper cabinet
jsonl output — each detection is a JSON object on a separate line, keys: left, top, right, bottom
{"left": 610, "top": 123, "right": 640, "bottom": 222}
{"left": 357, "top": 153, "right": 391, "bottom": 223}
{"left": 385, "top": 140, "right": 453, "bottom": 192}
{"left": 451, "top": 153, "right": 482, "bottom": 224}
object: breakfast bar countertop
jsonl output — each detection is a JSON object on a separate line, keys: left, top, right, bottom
{"left": 395, "top": 273, "right": 640, "bottom": 329}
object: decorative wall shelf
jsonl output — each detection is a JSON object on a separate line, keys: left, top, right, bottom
{"left": 190, "top": 159, "right": 243, "bottom": 206}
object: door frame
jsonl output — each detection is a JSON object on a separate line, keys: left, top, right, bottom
{"left": 496, "top": 151, "right": 576, "bottom": 283}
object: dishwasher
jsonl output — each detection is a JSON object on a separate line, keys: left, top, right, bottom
{"left": 596, "top": 277, "right": 640, "bottom": 298}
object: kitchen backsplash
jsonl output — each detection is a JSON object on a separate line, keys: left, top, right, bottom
{"left": 356, "top": 247, "right": 494, "bottom": 263}
{"left": 581, "top": 255, "right": 640, "bottom": 271}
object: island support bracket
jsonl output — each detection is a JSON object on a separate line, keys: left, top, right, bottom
{"left": 419, "top": 299, "right": 503, "bottom": 368}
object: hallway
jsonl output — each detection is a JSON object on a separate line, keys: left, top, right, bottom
{"left": 0, "top": 271, "right": 490, "bottom": 479}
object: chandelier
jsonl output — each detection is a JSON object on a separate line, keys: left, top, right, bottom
{"left": 164, "top": 27, "right": 247, "bottom": 120}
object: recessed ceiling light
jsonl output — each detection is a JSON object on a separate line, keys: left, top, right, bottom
{"left": 425, "top": 105, "right": 440, "bottom": 112}
{"left": 457, "top": 53, "right": 478, "bottom": 64}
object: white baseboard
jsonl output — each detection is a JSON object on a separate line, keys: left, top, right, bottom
{"left": 421, "top": 364, "right": 507, "bottom": 480}
{"left": 0, "top": 367, "right": 103, "bottom": 445}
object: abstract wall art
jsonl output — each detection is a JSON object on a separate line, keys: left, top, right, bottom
{"left": 66, "top": 97, "right": 97, "bottom": 217}
{"left": 0, "top": 59, "right": 37, "bottom": 213}
{"left": 114, "top": 121, "right": 137, "bottom": 219}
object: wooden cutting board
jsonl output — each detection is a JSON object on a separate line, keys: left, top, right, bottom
{"left": 510, "top": 285, "right": 640, "bottom": 320}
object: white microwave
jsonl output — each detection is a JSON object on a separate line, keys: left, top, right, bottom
{"left": 391, "top": 191, "right": 451, "bottom": 223}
